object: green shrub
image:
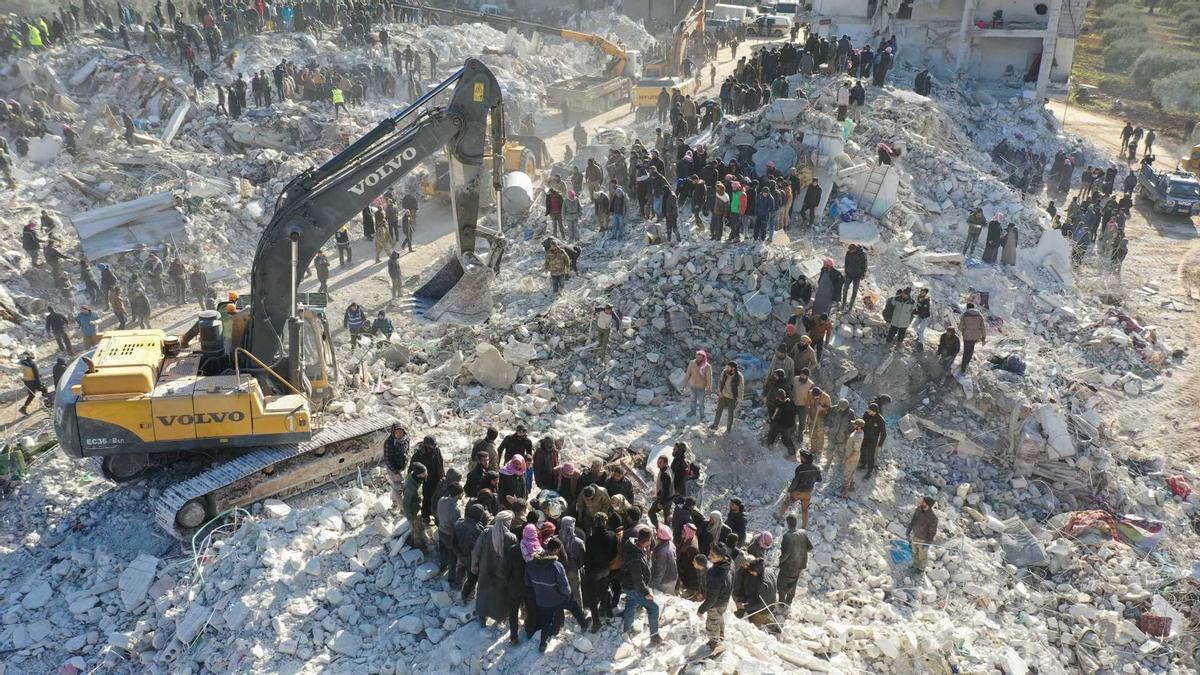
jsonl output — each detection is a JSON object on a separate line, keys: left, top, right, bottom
{"left": 1174, "top": 6, "right": 1200, "bottom": 21}
{"left": 1103, "top": 36, "right": 1150, "bottom": 69}
{"left": 1102, "top": 21, "right": 1150, "bottom": 43}
{"left": 1094, "top": 4, "right": 1149, "bottom": 30}
{"left": 1152, "top": 67, "right": 1200, "bottom": 111}
{"left": 1179, "top": 15, "right": 1200, "bottom": 31}
{"left": 1162, "top": 0, "right": 1200, "bottom": 14}
{"left": 1131, "top": 48, "right": 1200, "bottom": 87}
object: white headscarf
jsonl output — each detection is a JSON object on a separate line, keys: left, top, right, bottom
{"left": 491, "top": 510, "right": 514, "bottom": 556}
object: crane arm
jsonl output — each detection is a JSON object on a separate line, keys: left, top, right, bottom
{"left": 247, "top": 59, "right": 504, "bottom": 365}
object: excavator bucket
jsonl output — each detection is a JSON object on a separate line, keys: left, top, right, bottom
{"left": 413, "top": 253, "right": 495, "bottom": 324}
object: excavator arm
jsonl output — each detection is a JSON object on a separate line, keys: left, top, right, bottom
{"left": 247, "top": 59, "right": 505, "bottom": 387}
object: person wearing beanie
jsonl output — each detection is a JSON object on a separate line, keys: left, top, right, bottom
{"left": 524, "top": 537, "right": 590, "bottom": 652}
{"left": 650, "top": 524, "right": 678, "bottom": 595}
{"left": 763, "top": 346, "right": 795, "bottom": 397}
{"left": 780, "top": 451, "right": 821, "bottom": 526}
{"left": 404, "top": 462, "right": 429, "bottom": 550}
{"left": 412, "top": 436, "right": 445, "bottom": 521}
{"left": 842, "top": 420, "right": 865, "bottom": 497}
{"left": 792, "top": 334, "right": 818, "bottom": 373}
{"left": 860, "top": 402, "right": 887, "bottom": 478}
{"left": 698, "top": 544, "right": 733, "bottom": 649}
{"left": 905, "top": 496, "right": 939, "bottom": 572}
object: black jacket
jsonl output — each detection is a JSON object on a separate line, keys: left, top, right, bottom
{"left": 862, "top": 413, "right": 887, "bottom": 447}
{"left": 788, "top": 460, "right": 822, "bottom": 492}
{"left": 937, "top": 332, "right": 960, "bottom": 359}
{"left": 453, "top": 504, "right": 487, "bottom": 558}
{"left": 844, "top": 247, "right": 867, "bottom": 279}
{"left": 605, "top": 476, "right": 635, "bottom": 503}
{"left": 697, "top": 558, "right": 733, "bottom": 612}
{"left": 727, "top": 510, "right": 747, "bottom": 547}
{"left": 655, "top": 470, "right": 674, "bottom": 506}
{"left": 498, "top": 433, "right": 533, "bottom": 462}
{"left": 620, "top": 538, "right": 651, "bottom": 593}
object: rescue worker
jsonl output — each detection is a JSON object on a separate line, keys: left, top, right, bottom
{"left": 18, "top": 351, "right": 46, "bottom": 415}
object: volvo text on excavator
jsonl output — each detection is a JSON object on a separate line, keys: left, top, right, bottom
{"left": 52, "top": 59, "right": 506, "bottom": 537}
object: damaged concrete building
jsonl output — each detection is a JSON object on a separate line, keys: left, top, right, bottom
{"left": 809, "top": 0, "right": 1090, "bottom": 93}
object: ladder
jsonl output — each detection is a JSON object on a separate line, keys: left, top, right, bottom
{"left": 860, "top": 163, "right": 889, "bottom": 215}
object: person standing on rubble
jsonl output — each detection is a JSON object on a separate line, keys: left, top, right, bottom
{"left": 776, "top": 514, "right": 812, "bottom": 608}
{"left": 1001, "top": 223, "right": 1018, "bottom": 266}
{"left": 697, "top": 544, "right": 733, "bottom": 650}
{"left": 20, "top": 222, "right": 40, "bottom": 266}
{"left": 711, "top": 361, "right": 744, "bottom": 434}
{"left": 981, "top": 213, "right": 1003, "bottom": 264}
{"left": 885, "top": 287, "right": 915, "bottom": 347}
{"left": 800, "top": 178, "right": 822, "bottom": 228}
{"left": 936, "top": 325, "right": 960, "bottom": 378}
{"left": 858, "top": 403, "right": 886, "bottom": 479}
{"left": 167, "top": 258, "right": 187, "bottom": 305}
{"left": 342, "top": 301, "right": 367, "bottom": 348}
{"left": 330, "top": 85, "right": 346, "bottom": 118}
{"left": 383, "top": 423, "right": 409, "bottom": 510}
{"left": 310, "top": 250, "right": 330, "bottom": 296}
{"left": 958, "top": 302, "right": 987, "bottom": 373}
{"left": 334, "top": 225, "right": 352, "bottom": 267}
{"left": 906, "top": 496, "right": 938, "bottom": 572}
{"left": 684, "top": 350, "right": 713, "bottom": 421}
{"left": 840, "top": 419, "right": 864, "bottom": 497}
{"left": 17, "top": 351, "right": 46, "bottom": 415}
{"left": 44, "top": 306, "right": 72, "bottom": 356}
{"left": 962, "top": 207, "right": 986, "bottom": 257}
{"left": 841, "top": 244, "right": 867, "bottom": 311}
{"left": 608, "top": 180, "right": 629, "bottom": 241}
{"left": 404, "top": 462, "right": 430, "bottom": 550}
{"left": 621, "top": 528, "right": 664, "bottom": 645}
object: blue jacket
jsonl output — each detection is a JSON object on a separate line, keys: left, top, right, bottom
{"left": 343, "top": 306, "right": 366, "bottom": 330}
{"left": 523, "top": 555, "right": 571, "bottom": 607}
{"left": 76, "top": 310, "right": 100, "bottom": 336}
{"left": 371, "top": 317, "right": 394, "bottom": 337}
{"left": 755, "top": 192, "right": 776, "bottom": 219}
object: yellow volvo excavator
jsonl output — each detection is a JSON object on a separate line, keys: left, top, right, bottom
{"left": 53, "top": 59, "right": 507, "bottom": 537}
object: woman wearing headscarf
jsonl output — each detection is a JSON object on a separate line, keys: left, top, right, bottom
{"left": 499, "top": 455, "right": 529, "bottom": 506}
{"left": 472, "top": 510, "right": 516, "bottom": 633}
{"left": 532, "top": 436, "right": 561, "bottom": 491}
{"left": 699, "top": 511, "right": 731, "bottom": 555}
{"left": 521, "top": 523, "right": 544, "bottom": 562}
{"left": 559, "top": 516, "right": 587, "bottom": 610}
{"left": 982, "top": 213, "right": 1004, "bottom": 264}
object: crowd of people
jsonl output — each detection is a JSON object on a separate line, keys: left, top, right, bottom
{"left": 376, "top": 420, "right": 933, "bottom": 652}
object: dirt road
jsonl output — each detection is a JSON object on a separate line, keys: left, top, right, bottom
{"left": 1049, "top": 99, "right": 1200, "bottom": 466}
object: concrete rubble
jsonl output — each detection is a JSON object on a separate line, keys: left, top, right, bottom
{"left": 0, "top": 11, "right": 1197, "bottom": 675}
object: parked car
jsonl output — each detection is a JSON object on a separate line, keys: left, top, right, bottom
{"left": 753, "top": 14, "right": 792, "bottom": 36}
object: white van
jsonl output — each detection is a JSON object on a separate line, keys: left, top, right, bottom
{"left": 711, "top": 3, "right": 757, "bottom": 24}
{"left": 754, "top": 14, "right": 793, "bottom": 36}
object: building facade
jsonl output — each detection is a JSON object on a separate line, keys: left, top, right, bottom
{"left": 808, "top": 0, "right": 1090, "bottom": 93}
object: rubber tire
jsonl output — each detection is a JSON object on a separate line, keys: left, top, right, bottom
{"left": 101, "top": 453, "right": 149, "bottom": 482}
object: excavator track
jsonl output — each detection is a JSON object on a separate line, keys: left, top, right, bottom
{"left": 155, "top": 414, "right": 397, "bottom": 538}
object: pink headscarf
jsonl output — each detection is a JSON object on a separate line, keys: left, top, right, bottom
{"left": 502, "top": 455, "right": 527, "bottom": 475}
{"left": 656, "top": 524, "right": 672, "bottom": 541}
{"left": 521, "top": 524, "right": 543, "bottom": 561}
{"left": 558, "top": 462, "right": 578, "bottom": 476}
{"left": 786, "top": 324, "right": 797, "bottom": 336}
{"left": 732, "top": 181, "right": 742, "bottom": 191}
{"left": 539, "top": 521, "right": 557, "bottom": 544}
{"left": 822, "top": 258, "right": 834, "bottom": 268}
{"left": 695, "top": 350, "right": 708, "bottom": 366}
{"left": 682, "top": 523, "right": 698, "bottom": 542}
{"left": 995, "top": 213, "right": 1005, "bottom": 221}
{"left": 567, "top": 190, "right": 577, "bottom": 199}
{"left": 756, "top": 531, "right": 774, "bottom": 548}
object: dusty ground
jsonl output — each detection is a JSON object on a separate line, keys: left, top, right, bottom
{"left": 1049, "top": 98, "right": 1200, "bottom": 466}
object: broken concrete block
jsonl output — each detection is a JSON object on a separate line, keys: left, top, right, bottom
{"left": 174, "top": 603, "right": 212, "bottom": 644}
{"left": 414, "top": 562, "right": 439, "bottom": 581}
{"left": 330, "top": 629, "right": 362, "bottom": 656}
{"left": 468, "top": 342, "right": 518, "bottom": 389}
{"left": 262, "top": 499, "right": 292, "bottom": 519}
{"left": 21, "top": 581, "right": 52, "bottom": 610}
{"left": 398, "top": 615, "right": 424, "bottom": 634}
{"left": 25, "top": 134, "right": 63, "bottom": 163}
{"left": 635, "top": 389, "right": 654, "bottom": 405}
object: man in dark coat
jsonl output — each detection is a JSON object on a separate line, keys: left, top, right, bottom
{"left": 454, "top": 503, "right": 487, "bottom": 600}
{"left": 859, "top": 404, "right": 886, "bottom": 477}
{"left": 498, "top": 425, "right": 533, "bottom": 462}
{"left": 777, "top": 514, "right": 812, "bottom": 607}
{"left": 412, "top": 436, "right": 445, "bottom": 519}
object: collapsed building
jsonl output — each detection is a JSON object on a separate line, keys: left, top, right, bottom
{"left": 0, "top": 10, "right": 1197, "bottom": 675}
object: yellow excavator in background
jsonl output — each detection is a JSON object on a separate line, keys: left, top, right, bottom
{"left": 1180, "top": 144, "right": 1200, "bottom": 176}
{"left": 54, "top": 60, "right": 507, "bottom": 537}
{"left": 635, "top": 0, "right": 707, "bottom": 119}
